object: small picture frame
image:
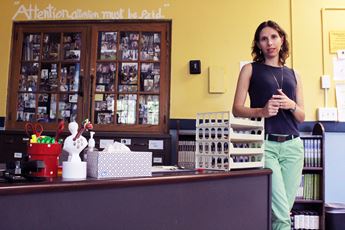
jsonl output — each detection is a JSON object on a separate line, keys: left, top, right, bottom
{"left": 16, "top": 111, "right": 24, "bottom": 121}
{"left": 96, "top": 85, "right": 105, "bottom": 92}
{"left": 69, "top": 94, "right": 78, "bottom": 103}
{"left": 38, "top": 106, "right": 47, "bottom": 114}
{"left": 61, "top": 110, "right": 71, "bottom": 118}
{"left": 41, "top": 69, "right": 49, "bottom": 79}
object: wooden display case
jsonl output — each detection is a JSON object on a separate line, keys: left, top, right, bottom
{"left": 6, "top": 20, "right": 171, "bottom": 134}
{"left": 2, "top": 20, "right": 172, "bottom": 165}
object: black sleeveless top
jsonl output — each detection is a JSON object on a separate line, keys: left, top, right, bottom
{"left": 248, "top": 62, "right": 299, "bottom": 135}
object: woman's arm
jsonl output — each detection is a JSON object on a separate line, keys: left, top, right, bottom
{"left": 232, "top": 63, "right": 280, "bottom": 118}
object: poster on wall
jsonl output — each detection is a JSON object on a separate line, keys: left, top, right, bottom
{"left": 329, "top": 31, "right": 345, "bottom": 53}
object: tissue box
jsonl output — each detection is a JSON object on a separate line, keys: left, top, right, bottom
{"left": 87, "top": 150, "right": 152, "bottom": 178}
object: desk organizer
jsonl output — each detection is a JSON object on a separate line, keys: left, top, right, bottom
{"left": 195, "top": 111, "right": 264, "bottom": 171}
{"left": 27, "top": 143, "right": 62, "bottom": 177}
{"left": 87, "top": 150, "right": 152, "bottom": 178}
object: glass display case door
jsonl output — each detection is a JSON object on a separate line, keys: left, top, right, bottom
{"left": 6, "top": 26, "right": 88, "bottom": 131}
{"left": 90, "top": 23, "right": 170, "bottom": 133}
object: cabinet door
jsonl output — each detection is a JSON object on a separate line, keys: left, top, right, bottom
{"left": 89, "top": 22, "right": 170, "bottom": 133}
{"left": 6, "top": 25, "right": 89, "bottom": 131}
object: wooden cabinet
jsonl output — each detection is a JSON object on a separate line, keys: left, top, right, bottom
{"left": 0, "top": 130, "right": 171, "bottom": 165}
{"left": 2, "top": 20, "right": 172, "bottom": 165}
{"left": 6, "top": 20, "right": 171, "bottom": 134}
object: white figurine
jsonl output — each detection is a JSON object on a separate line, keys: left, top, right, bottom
{"left": 63, "top": 122, "right": 87, "bottom": 162}
{"left": 62, "top": 122, "right": 88, "bottom": 179}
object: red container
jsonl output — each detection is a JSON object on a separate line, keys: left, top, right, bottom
{"left": 27, "top": 143, "right": 62, "bottom": 177}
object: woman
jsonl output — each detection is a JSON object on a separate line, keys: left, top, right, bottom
{"left": 232, "top": 20, "right": 305, "bottom": 230}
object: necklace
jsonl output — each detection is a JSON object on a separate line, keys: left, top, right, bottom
{"left": 270, "top": 66, "right": 284, "bottom": 90}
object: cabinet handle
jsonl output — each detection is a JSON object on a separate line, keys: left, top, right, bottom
{"left": 89, "top": 74, "right": 94, "bottom": 120}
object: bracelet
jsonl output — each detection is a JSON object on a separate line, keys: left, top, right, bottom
{"left": 290, "top": 102, "right": 297, "bottom": 113}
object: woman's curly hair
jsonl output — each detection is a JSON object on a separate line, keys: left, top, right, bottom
{"left": 251, "top": 20, "right": 289, "bottom": 65}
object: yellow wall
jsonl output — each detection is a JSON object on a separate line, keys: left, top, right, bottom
{"left": 291, "top": 0, "right": 345, "bottom": 120}
{"left": 0, "top": 0, "right": 343, "bottom": 121}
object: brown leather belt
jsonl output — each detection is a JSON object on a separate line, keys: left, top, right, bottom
{"left": 265, "top": 134, "right": 299, "bottom": 142}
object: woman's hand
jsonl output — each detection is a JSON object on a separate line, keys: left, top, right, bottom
{"left": 272, "top": 89, "right": 296, "bottom": 110}
{"left": 262, "top": 97, "right": 280, "bottom": 117}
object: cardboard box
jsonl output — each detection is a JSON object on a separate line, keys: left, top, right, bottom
{"left": 87, "top": 150, "right": 152, "bottom": 178}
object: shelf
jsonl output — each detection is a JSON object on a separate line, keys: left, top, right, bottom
{"left": 229, "top": 146, "right": 264, "bottom": 155}
{"left": 230, "top": 161, "right": 264, "bottom": 169}
{"left": 294, "top": 199, "right": 324, "bottom": 204}
{"left": 178, "top": 130, "right": 196, "bottom": 136}
{"left": 229, "top": 132, "right": 264, "bottom": 142}
{"left": 230, "top": 121, "right": 263, "bottom": 130}
{"left": 300, "top": 135, "right": 323, "bottom": 139}
{"left": 303, "top": 167, "right": 323, "bottom": 171}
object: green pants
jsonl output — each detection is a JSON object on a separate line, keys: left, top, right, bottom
{"left": 264, "top": 137, "right": 304, "bottom": 230}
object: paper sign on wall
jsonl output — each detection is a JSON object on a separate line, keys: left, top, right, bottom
{"left": 100, "top": 139, "right": 114, "bottom": 149}
{"left": 329, "top": 31, "right": 345, "bottom": 53}
{"left": 336, "top": 83, "right": 345, "bottom": 121}
{"left": 337, "top": 50, "right": 345, "bottom": 60}
{"left": 148, "top": 140, "right": 164, "bottom": 150}
{"left": 333, "top": 57, "right": 345, "bottom": 80}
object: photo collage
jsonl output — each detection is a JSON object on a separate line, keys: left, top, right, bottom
{"left": 116, "top": 94, "right": 137, "bottom": 124}
{"left": 16, "top": 93, "right": 36, "bottom": 122}
{"left": 19, "top": 62, "right": 39, "bottom": 92}
{"left": 37, "top": 94, "right": 60, "bottom": 122}
{"left": 42, "top": 33, "right": 60, "bottom": 61}
{"left": 119, "top": 32, "right": 139, "bottom": 61}
{"left": 94, "top": 94, "right": 114, "bottom": 124}
{"left": 140, "top": 62, "right": 160, "bottom": 93}
{"left": 40, "top": 63, "right": 59, "bottom": 91}
{"left": 63, "top": 32, "right": 81, "bottom": 61}
{"left": 58, "top": 93, "right": 78, "bottom": 122}
{"left": 139, "top": 95, "right": 159, "bottom": 125}
{"left": 140, "top": 32, "right": 161, "bottom": 61}
{"left": 92, "top": 30, "right": 162, "bottom": 126}
{"left": 95, "top": 63, "right": 116, "bottom": 92}
{"left": 99, "top": 32, "right": 117, "bottom": 60}
{"left": 16, "top": 28, "right": 88, "bottom": 124}
{"left": 22, "top": 33, "right": 41, "bottom": 61}
{"left": 118, "top": 62, "right": 138, "bottom": 92}
{"left": 60, "top": 63, "right": 80, "bottom": 92}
